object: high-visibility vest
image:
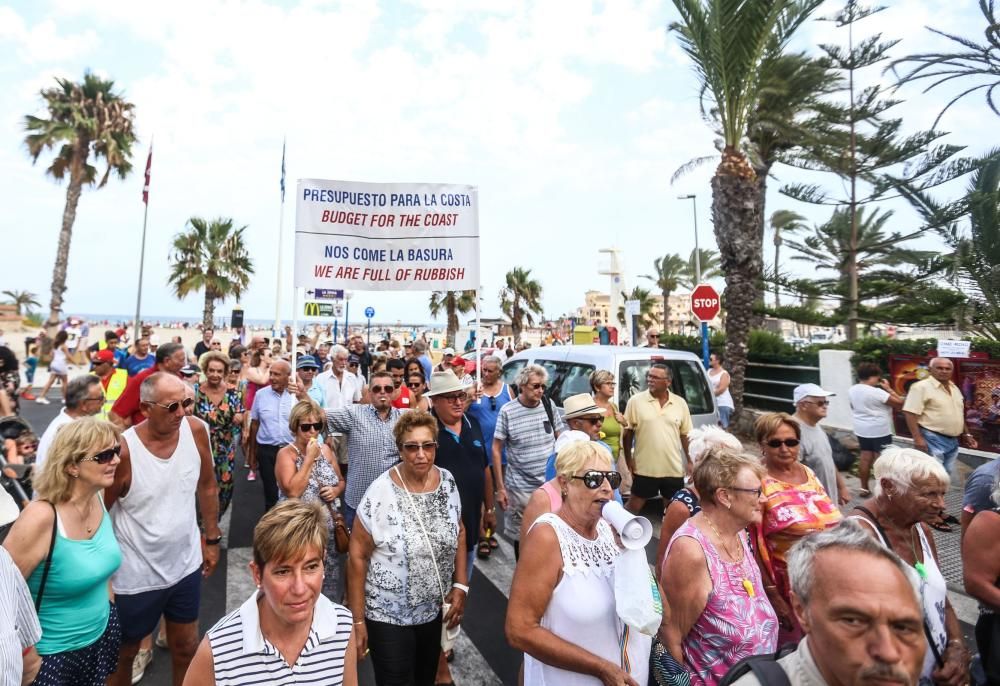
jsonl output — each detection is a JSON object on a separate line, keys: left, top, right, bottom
{"left": 100, "top": 369, "right": 129, "bottom": 420}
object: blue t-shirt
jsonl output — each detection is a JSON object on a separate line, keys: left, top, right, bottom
{"left": 123, "top": 353, "right": 155, "bottom": 377}
{"left": 544, "top": 440, "right": 623, "bottom": 504}
{"left": 963, "top": 459, "right": 1000, "bottom": 516}
{"left": 467, "top": 383, "right": 514, "bottom": 464}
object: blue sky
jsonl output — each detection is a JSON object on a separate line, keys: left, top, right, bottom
{"left": 0, "top": 0, "right": 991, "bottom": 327}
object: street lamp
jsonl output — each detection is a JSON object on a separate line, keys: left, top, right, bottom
{"left": 678, "top": 194, "right": 701, "bottom": 284}
{"left": 344, "top": 291, "right": 353, "bottom": 344}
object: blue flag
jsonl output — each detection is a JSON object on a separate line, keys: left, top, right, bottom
{"left": 280, "top": 138, "right": 286, "bottom": 203}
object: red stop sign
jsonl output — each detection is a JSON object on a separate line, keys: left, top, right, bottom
{"left": 691, "top": 284, "right": 721, "bottom": 322}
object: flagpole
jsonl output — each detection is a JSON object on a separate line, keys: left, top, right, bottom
{"left": 274, "top": 137, "right": 286, "bottom": 336}
{"left": 133, "top": 139, "right": 153, "bottom": 339}
{"left": 475, "top": 286, "right": 482, "bottom": 404}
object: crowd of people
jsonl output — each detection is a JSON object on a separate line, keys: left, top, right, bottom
{"left": 0, "top": 320, "right": 997, "bottom": 686}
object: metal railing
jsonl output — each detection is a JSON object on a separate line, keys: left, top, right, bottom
{"left": 743, "top": 360, "right": 820, "bottom": 412}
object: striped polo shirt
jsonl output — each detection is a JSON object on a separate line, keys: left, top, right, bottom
{"left": 207, "top": 591, "right": 353, "bottom": 685}
{"left": 494, "top": 399, "right": 565, "bottom": 491}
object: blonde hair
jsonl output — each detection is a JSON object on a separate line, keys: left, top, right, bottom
{"left": 754, "top": 411, "right": 801, "bottom": 445}
{"left": 252, "top": 499, "right": 329, "bottom": 570}
{"left": 693, "top": 450, "right": 766, "bottom": 506}
{"left": 873, "top": 446, "right": 950, "bottom": 498}
{"left": 590, "top": 369, "right": 614, "bottom": 392}
{"left": 392, "top": 411, "right": 439, "bottom": 449}
{"left": 554, "top": 440, "right": 612, "bottom": 479}
{"left": 33, "top": 417, "right": 121, "bottom": 503}
{"left": 198, "top": 351, "right": 230, "bottom": 374}
{"left": 288, "top": 399, "right": 324, "bottom": 433}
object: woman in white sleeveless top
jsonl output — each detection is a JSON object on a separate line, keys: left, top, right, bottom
{"left": 848, "top": 447, "right": 968, "bottom": 685}
{"left": 508, "top": 440, "right": 653, "bottom": 685}
{"left": 707, "top": 352, "right": 734, "bottom": 428}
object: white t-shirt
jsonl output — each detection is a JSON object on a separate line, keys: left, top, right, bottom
{"left": 35, "top": 409, "right": 76, "bottom": 471}
{"left": 848, "top": 383, "right": 892, "bottom": 438}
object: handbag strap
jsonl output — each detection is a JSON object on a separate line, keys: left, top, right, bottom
{"left": 34, "top": 501, "right": 57, "bottom": 613}
{"left": 393, "top": 466, "right": 448, "bottom": 605}
{"left": 853, "top": 506, "right": 945, "bottom": 669}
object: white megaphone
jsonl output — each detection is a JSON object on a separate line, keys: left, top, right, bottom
{"left": 601, "top": 500, "right": 653, "bottom": 550}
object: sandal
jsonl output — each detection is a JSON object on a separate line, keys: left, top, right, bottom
{"left": 942, "top": 513, "right": 960, "bottom": 525}
{"left": 476, "top": 538, "right": 491, "bottom": 559}
{"left": 929, "top": 520, "right": 953, "bottom": 533}
{"left": 488, "top": 534, "right": 499, "bottom": 550}
{"left": 858, "top": 488, "right": 871, "bottom": 498}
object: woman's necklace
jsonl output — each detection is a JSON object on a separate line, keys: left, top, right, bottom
{"left": 70, "top": 496, "right": 95, "bottom": 535}
{"left": 702, "top": 514, "right": 755, "bottom": 597}
{"left": 868, "top": 505, "right": 927, "bottom": 580}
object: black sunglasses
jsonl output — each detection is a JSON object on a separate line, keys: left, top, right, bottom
{"left": 489, "top": 396, "right": 496, "bottom": 411}
{"left": 150, "top": 397, "right": 195, "bottom": 413}
{"left": 766, "top": 438, "right": 800, "bottom": 448}
{"left": 298, "top": 422, "right": 323, "bottom": 432}
{"left": 406, "top": 381, "right": 423, "bottom": 389}
{"left": 370, "top": 385, "right": 393, "bottom": 393}
{"left": 572, "top": 470, "right": 622, "bottom": 490}
{"left": 80, "top": 444, "right": 121, "bottom": 465}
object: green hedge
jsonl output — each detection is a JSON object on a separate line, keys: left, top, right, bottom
{"left": 657, "top": 330, "right": 999, "bottom": 371}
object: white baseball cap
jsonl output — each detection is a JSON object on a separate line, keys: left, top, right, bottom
{"left": 792, "top": 383, "right": 836, "bottom": 406}
{"left": 442, "top": 347, "right": 455, "bottom": 356}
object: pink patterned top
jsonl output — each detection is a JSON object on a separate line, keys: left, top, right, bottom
{"left": 667, "top": 519, "right": 778, "bottom": 686}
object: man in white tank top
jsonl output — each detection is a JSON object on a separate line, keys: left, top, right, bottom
{"left": 103, "top": 373, "right": 221, "bottom": 686}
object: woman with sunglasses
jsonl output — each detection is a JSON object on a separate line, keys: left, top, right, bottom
{"left": 3, "top": 417, "right": 123, "bottom": 685}
{"left": 405, "top": 372, "right": 431, "bottom": 412}
{"left": 275, "top": 400, "right": 346, "bottom": 601}
{"left": 661, "top": 450, "right": 777, "bottom": 685}
{"left": 507, "top": 439, "right": 652, "bottom": 686}
{"left": 752, "top": 412, "right": 842, "bottom": 644}
{"left": 347, "top": 411, "right": 466, "bottom": 686}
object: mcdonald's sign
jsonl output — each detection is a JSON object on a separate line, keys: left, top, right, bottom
{"left": 304, "top": 302, "right": 336, "bottom": 317}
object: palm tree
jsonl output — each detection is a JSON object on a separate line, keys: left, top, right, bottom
{"left": 167, "top": 217, "right": 255, "bottom": 329}
{"left": 23, "top": 71, "right": 137, "bottom": 338}
{"left": 641, "top": 254, "right": 687, "bottom": 332}
{"left": 616, "top": 287, "right": 659, "bottom": 332}
{"left": 499, "top": 268, "right": 544, "bottom": 346}
{"left": 670, "top": 0, "right": 815, "bottom": 413}
{"left": 768, "top": 210, "right": 808, "bottom": 306}
{"left": 890, "top": 0, "right": 1000, "bottom": 127}
{"left": 428, "top": 291, "right": 477, "bottom": 348}
{"left": 679, "top": 248, "right": 724, "bottom": 289}
{"left": 2, "top": 290, "right": 42, "bottom": 316}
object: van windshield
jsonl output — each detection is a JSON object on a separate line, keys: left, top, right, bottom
{"left": 618, "top": 359, "right": 714, "bottom": 415}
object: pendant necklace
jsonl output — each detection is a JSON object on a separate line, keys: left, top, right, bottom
{"left": 703, "top": 514, "right": 754, "bottom": 597}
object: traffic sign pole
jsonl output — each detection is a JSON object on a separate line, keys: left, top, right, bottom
{"left": 364, "top": 307, "right": 375, "bottom": 347}
{"left": 691, "top": 283, "right": 721, "bottom": 368}
{"left": 701, "top": 321, "right": 709, "bottom": 368}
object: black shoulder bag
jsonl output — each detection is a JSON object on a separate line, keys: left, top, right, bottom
{"left": 34, "top": 501, "right": 58, "bottom": 612}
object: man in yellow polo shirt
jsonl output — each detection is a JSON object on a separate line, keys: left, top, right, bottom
{"left": 903, "top": 356, "right": 978, "bottom": 476}
{"left": 622, "top": 362, "right": 692, "bottom": 514}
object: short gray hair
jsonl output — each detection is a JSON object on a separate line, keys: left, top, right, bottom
{"left": 331, "top": 344, "right": 349, "bottom": 358}
{"left": 787, "top": 519, "right": 919, "bottom": 606}
{"left": 139, "top": 371, "right": 182, "bottom": 403}
{"left": 66, "top": 375, "right": 101, "bottom": 409}
{"left": 481, "top": 354, "right": 503, "bottom": 369}
{"left": 872, "top": 446, "right": 950, "bottom": 498}
{"left": 412, "top": 340, "right": 427, "bottom": 353}
{"left": 515, "top": 363, "right": 548, "bottom": 388}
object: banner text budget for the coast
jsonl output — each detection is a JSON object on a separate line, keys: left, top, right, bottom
{"left": 295, "top": 179, "right": 480, "bottom": 292}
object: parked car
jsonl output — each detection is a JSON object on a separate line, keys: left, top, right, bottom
{"left": 501, "top": 345, "right": 718, "bottom": 426}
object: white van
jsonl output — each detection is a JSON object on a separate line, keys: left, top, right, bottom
{"left": 501, "top": 345, "right": 719, "bottom": 426}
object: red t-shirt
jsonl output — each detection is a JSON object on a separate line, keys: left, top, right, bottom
{"left": 111, "top": 365, "right": 159, "bottom": 426}
{"left": 391, "top": 385, "right": 412, "bottom": 409}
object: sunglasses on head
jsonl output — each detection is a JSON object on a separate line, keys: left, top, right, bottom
{"left": 370, "top": 385, "right": 393, "bottom": 394}
{"left": 572, "top": 470, "right": 622, "bottom": 490}
{"left": 766, "top": 438, "right": 800, "bottom": 448}
{"left": 298, "top": 422, "right": 323, "bottom": 432}
{"left": 150, "top": 397, "right": 195, "bottom": 413}
{"left": 79, "top": 444, "right": 121, "bottom": 465}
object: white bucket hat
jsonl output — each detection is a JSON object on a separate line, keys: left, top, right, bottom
{"left": 562, "top": 393, "right": 608, "bottom": 420}
{"left": 425, "top": 369, "right": 472, "bottom": 397}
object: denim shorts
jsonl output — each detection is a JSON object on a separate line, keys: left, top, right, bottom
{"left": 920, "top": 427, "right": 960, "bottom": 475}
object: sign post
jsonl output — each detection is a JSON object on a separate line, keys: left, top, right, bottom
{"left": 691, "top": 284, "right": 721, "bottom": 367}
{"left": 625, "top": 299, "right": 641, "bottom": 346}
{"left": 364, "top": 306, "right": 375, "bottom": 346}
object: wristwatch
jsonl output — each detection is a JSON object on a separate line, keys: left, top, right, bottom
{"left": 204, "top": 535, "right": 223, "bottom": 546}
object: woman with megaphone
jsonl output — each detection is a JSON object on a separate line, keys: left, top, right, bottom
{"left": 660, "top": 450, "right": 778, "bottom": 685}
{"left": 507, "top": 440, "right": 656, "bottom": 686}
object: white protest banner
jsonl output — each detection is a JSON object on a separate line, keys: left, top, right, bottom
{"left": 295, "top": 179, "right": 479, "bottom": 291}
{"left": 938, "top": 339, "right": 971, "bottom": 358}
